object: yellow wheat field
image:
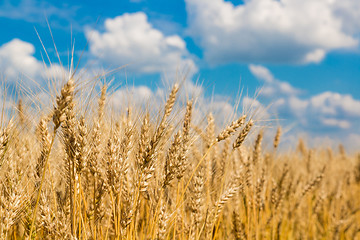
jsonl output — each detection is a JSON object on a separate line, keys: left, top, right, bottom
{"left": 0, "top": 77, "right": 359, "bottom": 239}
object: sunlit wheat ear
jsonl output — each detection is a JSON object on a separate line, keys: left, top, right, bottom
{"left": 55, "top": 76, "right": 79, "bottom": 237}
{"left": 156, "top": 199, "right": 168, "bottom": 240}
{"left": 155, "top": 83, "right": 179, "bottom": 142}
{"left": 87, "top": 89, "right": 104, "bottom": 178}
{"left": 252, "top": 130, "right": 263, "bottom": 165}
{"left": 190, "top": 163, "right": 204, "bottom": 237}
{"left": 355, "top": 154, "right": 360, "bottom": 183}
{"left": 300, "top": 166, "right": 325, "bottom": 198}
{"left": 206, "top": 112, "right": 216, "bottom": 147}
{"left": 275, "top": 167, "right": 289, "bottom": 211}
{"left": 163, "top": 83, "right": 179, "bottom": 118}
{"left": 28, "top": 77, "right": 76, "bottom": 236}
{"left": 142, "top": 83, "right": 179, "bottom": 162}
{"left": 182, "top": 100, "right": 193, "bottom": 142}
{"left": 98, "top": 84, "right": 107, "bottom": 122}
{"left": 297, "top": 138, "right": 307, "bottom": 155}
{"left": 119, "top": 169, "right": 133, "bottom": 234}
{"left": 270, "top": 179, "right": 278, "bottom": 206}
{"left": 255, "top": 169, "right": 265, "bottom": 210}
{"left": 217, "top": 115, "right": 246, "bottom": 142}
{"left": 53, "top": 78, "right": 75, "bottom": 131}
{"left": 136, "top": 112, "right": 153, "bottom": 200}
{"left": 0, "top": 119, "right": 13, "bottom": 167}
{"left": 163, "top": 130, "right": 182, "bottom": 187}
{"left": 206, "top": 175, "right": 243, "bottom": 237}
{"left": 218, "top": 138, "right": 230, "bottom": 179}
{"left": 17, "top": 99, "right": 26, "bottom": 126}
{"left": 39, "top": 192, "right": 57, "bottom": 237}
{"left": 35, "top": 118, "right": 51, "bottom": 184}
{"left": 233, "top": 120, "right": 254, "bottom": 149}
{"left": 273, "top": 126, "right": 282, "bottom": 149}
{"left": 313, "top": 190, "right": 326, "bottom": 214}
{"left": 232, "top": 210, "right": 247, "bottom": 240}
{"left": 244, "top": 157, "right": 252, "bottom": 190}
{"left": 289, "top": 166, "right": 326, "bottom": 217}
{"left": 138, "top": 113, "right": 150, "bottom": 160}
{"left": 137, "top": 84, "right": 179, "bottom": 200}
{"left": 76, "top": 116, "right": 88, "bottom": 173}
{"left": 177, "top": 100, "right": 193, "bottom": 180}
{"left": 0, "top": 184, "right": 26, "bottom": 237}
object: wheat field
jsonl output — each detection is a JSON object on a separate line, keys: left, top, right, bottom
{"left": 0, "top": 77, "right": 359, "bottom": 239}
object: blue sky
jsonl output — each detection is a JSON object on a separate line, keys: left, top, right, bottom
{"left": 1, "top": 0, "right": 360, "bottom": 150}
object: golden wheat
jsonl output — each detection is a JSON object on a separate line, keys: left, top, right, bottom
{"left": 0, "top": 77, "right": 359, "bottom": 240}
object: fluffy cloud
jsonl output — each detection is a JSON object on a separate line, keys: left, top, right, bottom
{"left": 248, "top": 64, "right": 274, "bottom": 83}
{"left": 86, "top": 12, "right": 197, "bottom": 75}
{"left": 319, "top": 118, "right": 350, "bottom": 129}
{"left": 309, "top": 92, "right": 360, "bottom": 118}
{"left": 249, "top": 65, "right": 360, "bottom": 132}
{"left": 0, "top": 39, "right": 43, "bottom": 82}
{"left": 0, "top": 0, "right": 79, "bottom": 29}
{"left": 306, "top": 92, "right": 360, "bottom": 129}
{"left": 106, "top": 79, "right": 239, "bottom": 131}
{"left": 108, "top": 80, "right": 234, "bottom": 124}
{"left": 249, "top": 64, "right": 300, "bottom": 97}
{"left": 0, "top": 38, "right": 69, "bottom": 88}
{"left": 333, "top": 0, "right": 360, "bottom": 34}
{"left": 247, "top": 64, "right": 360, "bottom": 151}
{"left": 186, "top": 0, "right": 359, "bottom": 65}
{"left": 110, "top": 85, "right": 153, "bottom": 109}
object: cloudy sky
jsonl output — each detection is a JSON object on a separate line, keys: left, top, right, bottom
{"left": 1, "top": 0, "right": 360, "bottom": 150}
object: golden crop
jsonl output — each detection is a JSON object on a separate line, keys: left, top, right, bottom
{"left": 0, "top": 77, "right": 359, "bottom": 239}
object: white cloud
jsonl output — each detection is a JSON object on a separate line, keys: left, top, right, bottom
{"left": 303, "top": 49, "right": 326, "bottom": 64}
{"left": 107, "top": 80, "right": 238, "bottom": 130}
{"left": 287, "top": 97, "right": 308, "bottom": 116}
{"left": 309, "top": 92, "right": 360, "bottom": 117}
{"left": 186, "top": 0, "right": 359, "bottom": 65}
{"left": 0, "top": 39, "right": 43, "bottom": 82}
{"left": 249, "top": 65, "right": 360, "bottom": 133}
{"left": 320, "top": 118, "right": 350, "bottom": 129}
{"left": 0, "top": 0, "right": 79, "bottom": 29}
{"left": 0, "top": 38, "right": 69, "bottom": 87}
{"left": 247, "top": 64, "right": 360, "bottom": 151}
{"left": 110, "top": 85, "right": 153, "bottom": 109}
{"left": 333, "top": 0, "right": 360, "bottom": 35}
{"left": 86, "top": 12, "right": 197, "bottom": 75}
{"left": 285, "top": 93, "right": 360, "bottom": 130}
{"left": 249, "top": 64, "right": 274, "bottom": 83}
{"left": 249, "top": 64, "right": 300, "bottom": 97}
